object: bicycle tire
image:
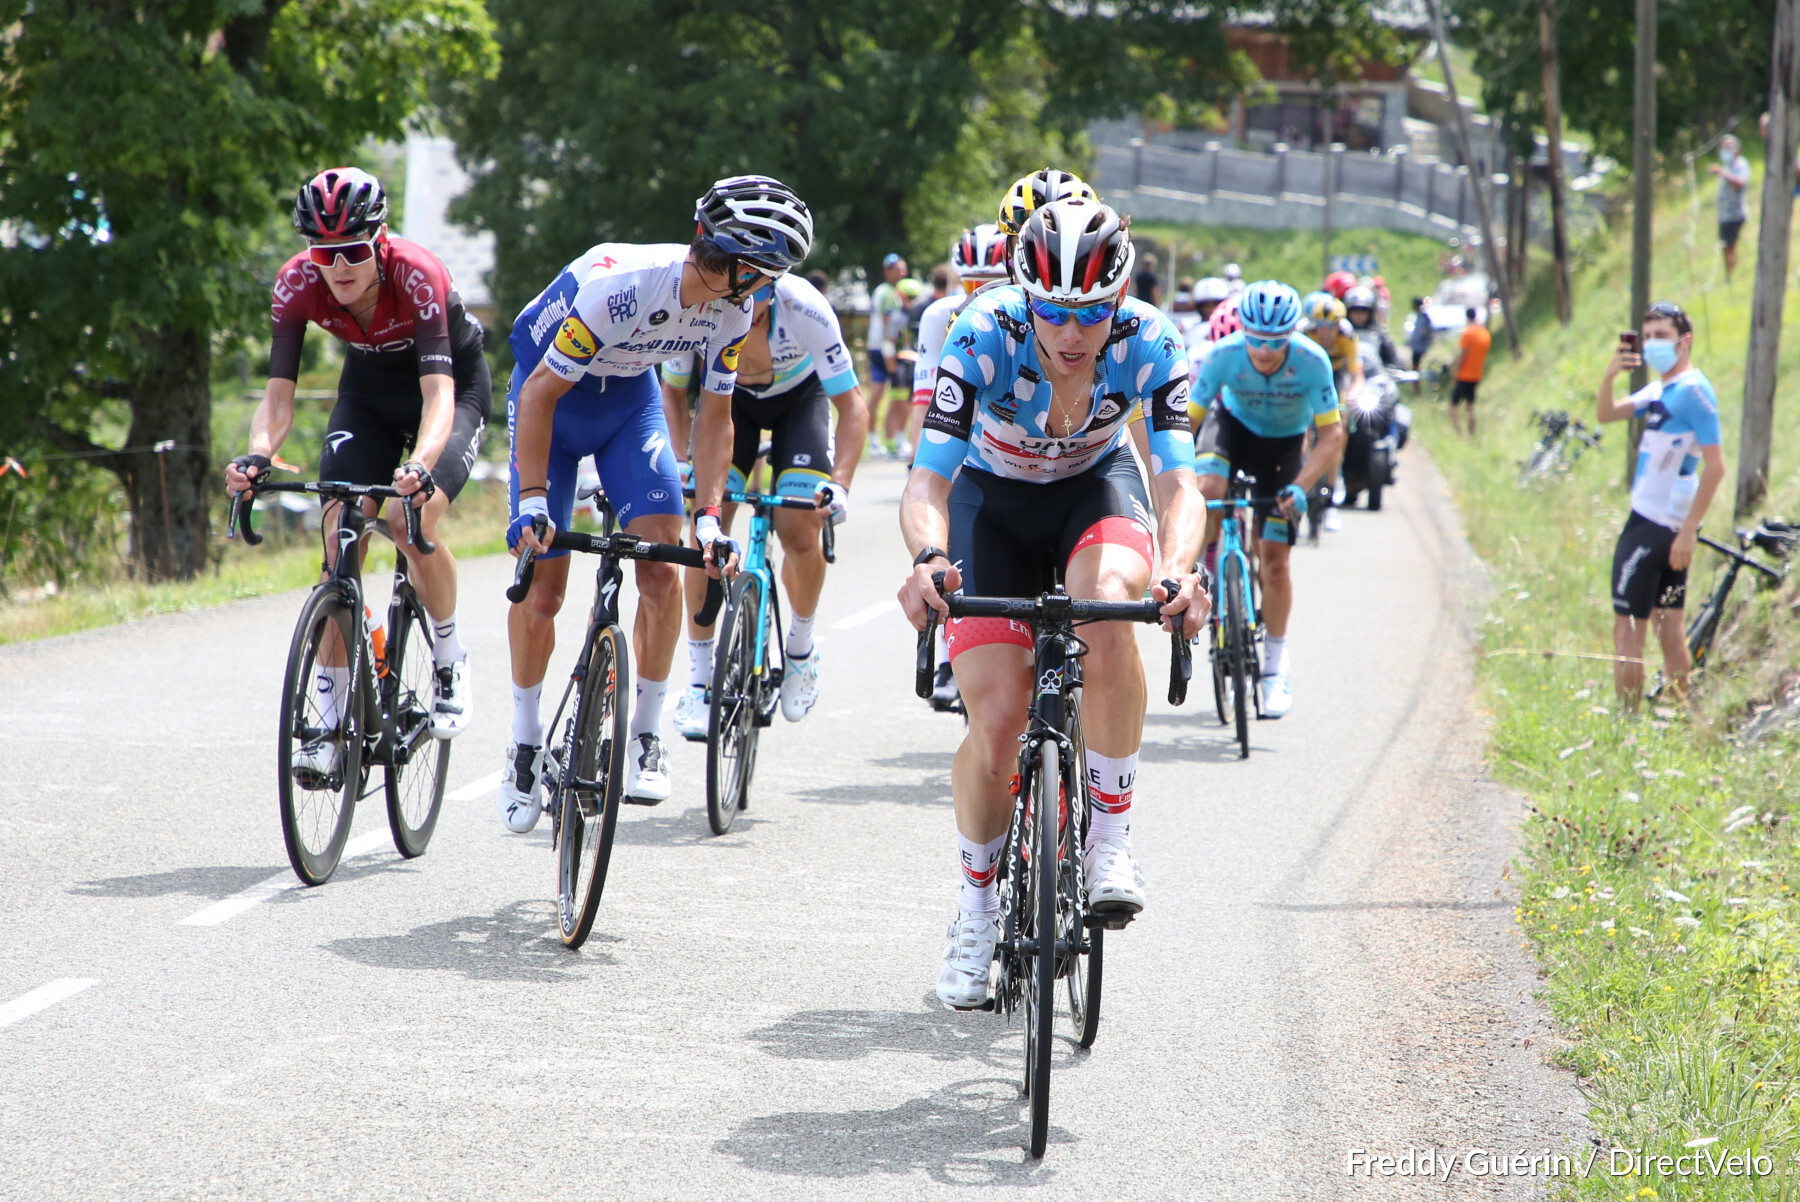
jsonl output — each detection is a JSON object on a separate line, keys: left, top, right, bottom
{"left": 383, "top": 590, "right": 449, "bottom": 858}
{"left": 1222, "top": 556, "right": 1251, "bottom": 758}
{"left": 1063, "top": 699, "right": 1102, "bottom": 1049}
{"left": 707, "top": 573, "right": 764, "bottom": 834}
{"left": 1024, "top": 739, "right": 1058, "bottom": 1158}
{"left": 1688, "top": 601, "right": 1724, "bottom": 671}
{"left": 277, "top": 586, "right": 363, "bottom": 885}
{"left": 559, "top": 623, "right": 629, "bottom": 949}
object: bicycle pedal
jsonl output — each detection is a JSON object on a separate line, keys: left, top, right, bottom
{"left": 1084, "top": 910, "right": 1135, "bottom": 931}
{"left": 622, "top": 793, "right": 665, "bottom": 807}
{"left": 947, "top": 997, "right": 998, "bottom": 1013}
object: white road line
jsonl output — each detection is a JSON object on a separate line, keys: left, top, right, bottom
{"left": 832, "top": 600, "right": 900, "bottom": 629}
{"left": 178, "top": 830, "right": 391, "bottom": 926}
{"left": 448, "top": 770, "right": 501, "bottom": 802}
{"left": 0, "top": 978, "right": 98, "bottom": 1029}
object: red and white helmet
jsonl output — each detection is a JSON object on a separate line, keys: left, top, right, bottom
{"left": 293, "top": 167, "right": 388, "bottom": 240}
{"left": 951, "top": 224, "right": 1009, "bottom": 281}
{"left": 1012, "top": 199, "right": 1134, "bottom": 306}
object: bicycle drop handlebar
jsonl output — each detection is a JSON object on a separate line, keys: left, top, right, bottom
{"left": 1697, "top": 533, "right": 1787, "bottom": 582}
{"left": 914, "top": 579, "right": 1193, "bottom": 707}
{"left": 228, "top": 480, "right": 433, "bottom": 554}
{"left": 506, "top": 517, "right": 715, "bottom": 610}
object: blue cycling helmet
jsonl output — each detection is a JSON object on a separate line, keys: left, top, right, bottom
{"left": 1238, "top": 280, "right": 1303, "bottom": 336}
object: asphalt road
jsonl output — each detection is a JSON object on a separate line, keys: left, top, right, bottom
{"left": 0, "top": 454, "right": 1589, "bottom": 1199}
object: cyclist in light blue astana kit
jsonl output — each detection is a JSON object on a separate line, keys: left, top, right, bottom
{"left": 1191, "top": 280, "right": 1345, "bottom": 719}
{"left": 499, "top": 175, "right": 814, "bottom": 831}
{"left": 661, "top": 268, "right": 868, "bottom": 738}
{"left": 897, "top": 198, "right": 1208, "bottom": 1010}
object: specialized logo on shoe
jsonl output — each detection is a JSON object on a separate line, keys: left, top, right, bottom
{"left": 326, "top": 430, "right": 355, "bottom": 453}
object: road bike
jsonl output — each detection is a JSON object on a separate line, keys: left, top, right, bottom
{"left": 1648, "top": 519, "right": 1797, "bottom": 699}
{"left": 1518, "top": 410, "right": 1602, "bottom": 486}
{"left": 507, "top": 493, "right": 712, "bottom": 948}
{"left": 914, "top": 582, "right": 1190, "bottom": 1158}
{"left": 230, "top": 481, "right": 448, "bottom": 885}
{"left": 1207, "top": 473, "right": 1283, "bottom": 759}
{"left": 689, "top": 487, "right": 835, "bottom": 835}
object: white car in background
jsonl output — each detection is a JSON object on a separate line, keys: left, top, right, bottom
{"left": 1405, "top": 272, "right": 1493, "bottom": 342}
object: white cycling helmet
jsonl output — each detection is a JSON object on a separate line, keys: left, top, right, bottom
{"left": 1013, "top": 198, "right": 1134, "bottom": 306}
{"left": 951, "top": 223, "right": 1009, "bottom": 281}
{"left": 1194, "top": 276, "right": 1230, "bottom": 304}
{"left": 694, "top": 175, "right": 814, "bottom": 272}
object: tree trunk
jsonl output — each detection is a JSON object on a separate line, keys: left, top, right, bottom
{"left": 1516, "top": 153, "right": 1531, "bottom": 289}
{"left": 1539, "top": 0, "right": 1574, "bottom": 323}
{"left": 1627, "top": 0, "right": 1657, "bottom": 486}
{"left": 120, "top": 326, "right": 213, "bottom": 581}
{"left": 1740, "top": 0, "right": 1800, "bottom": 515}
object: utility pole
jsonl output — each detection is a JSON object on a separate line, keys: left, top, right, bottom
{"left": 1739, "top": 0, "right": 1800, "bottom": 514}
{"left": 1627, "top": 0, "right": 1656, "bottom": 485}
{"left": 1424, "top": 0, "right": 1519, "bottom": 354}
{"left": 1538, "top": 0, "right": 1573, "bottom": 323}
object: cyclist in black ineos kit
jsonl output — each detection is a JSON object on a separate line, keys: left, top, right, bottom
{"left": 225, "top": 168, "right": 491, "bottom": 776}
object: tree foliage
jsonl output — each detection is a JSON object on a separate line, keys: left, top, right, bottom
{"left": 1448, "top": 0, "right": 1778, "bottom": 161}
{"left": 0, "top": 0, "right": 495, "bottom": 580}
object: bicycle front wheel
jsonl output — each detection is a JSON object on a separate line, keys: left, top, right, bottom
{"left": 383, "top": 590, "right": 449, "bottom": 858}
{"left": 1063, "top": 701, "right": 1102, "bottom": 1049}
{"left": 277, "top": 586, "right": 364, "bottom": 885}
{"left": 1221, "top": 556, "right": 1251, "bottom": 759}
{"left": 559, "top": 623, "right": 630, "bottom": 949}
{"left": 707, "top": 573, "right": 764, "bottom": 835}
{"left": 1023, "top": 739, "right": 1058, "bottom": 1158}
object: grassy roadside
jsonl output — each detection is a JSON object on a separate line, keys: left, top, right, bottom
{"left": 1424, "top": 182, "right": 1800, "bottom": 1197}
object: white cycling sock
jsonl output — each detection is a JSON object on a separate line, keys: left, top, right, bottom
{"left": 785, "top": 612, "right": 816, "bottom": 659}
{"left": 316, "top": 665, "right": 351, "bottom": 729}
{"left": 687, "top": 638, "right": 715, "bottom": 688}
{"left": 1085, "top": 749, "right": 1137, "bottom": 850}
{"left": 510, "top": 681, "right": 543, "bottom": 746}
{"left": 1262, "top": 635, "right": 1289, "bottom": 679}
{"left": 631, "top": 676, "right": 667, "bottom": 740}
{"left": 432, "top": 612, "right": 466, "bottom": 665}
{"left": 957, "top": 832, "right": 1006, "bottom": 914}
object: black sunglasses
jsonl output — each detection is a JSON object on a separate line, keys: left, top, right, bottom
{"left": 1643, "top": 300, "right": 1692, "bottom": 335}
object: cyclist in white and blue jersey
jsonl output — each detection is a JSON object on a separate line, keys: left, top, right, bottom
{"left": 660, "top": 270, "right": 867, "bottom": 736}
{"left": 1191, "top": 280, "right": 1345, "bottom": 719}
{"left": 499, "top": 175, "right": 814, "bottom": 830}
{"left": 1596, "top": 300, "right": 1726, "bottom": 710}
{"left": 897, "top": 198, "right": 1208, "bottom": 1011}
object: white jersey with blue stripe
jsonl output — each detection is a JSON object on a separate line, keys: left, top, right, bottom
{"left": 661, "top": 272, "right": 857, "bottom": 400}
{"left": 1625, "top": 369, "right": 1723, "bottom": 529}
{"left": 915, "top": 289, "right": 1195, "bottom": 482}
{"left": 509, "top": 243, "right": 751, "bottom": 398}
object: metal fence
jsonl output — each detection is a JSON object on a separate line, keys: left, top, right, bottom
{"left": 1093, "top": 140, "right": 1503, "bottom": 241}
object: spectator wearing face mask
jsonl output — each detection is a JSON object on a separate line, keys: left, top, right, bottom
{"left": 1707, "top": 135, "right": 1753, "bottom": 282}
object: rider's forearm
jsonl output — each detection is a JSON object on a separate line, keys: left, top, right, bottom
{"left": 1150, "top": 468, "right": 1205, "bottom": 579}
{"left": 514, "top": 363, "right": 571, "bottom": 493}
{"left": 660, "top": 381, "right": 694, "bottom": 463}
{"left": 691, "top": 391, "right": 735, "bottom": 510}
{"left": 412, "top": 374, "right": 456, "bottom": 469}
{"left": 1294, "top": 422, "right": 1346, "bottom": 491}
{"left": 248, "top": 378, "right": 298, "bottom": 457}
{"left": 899, "top": 468, "right": 953, "bottom": 560}
{"left": 829, "top": 387, "right": 869, "bottom": 487}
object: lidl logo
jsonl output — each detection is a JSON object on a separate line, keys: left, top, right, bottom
{"left": 555, "top": 316, "right": 599, "bottom": 362}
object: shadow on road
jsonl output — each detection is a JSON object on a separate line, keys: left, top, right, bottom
{"left": 713, "top": 1077, "right": 1065, "bottom": 1185}
{"left": 1261, "top": 898, "right": 1511, "bottom": 912}
{"left": 71, "top": 865, "right": 290, "bottom": 899}
{"left": 746, "top": 1006, "right": 1017, "bottom": 1070}
{"left": 323, "top": 898, "right": 616, "bottom": 982}
{"left": 1135, "top": 731, "right": 1272, "bottom": 764}
{"left": 793, "top": 750, "right": 954, "bottom": 809}
{"left": 610, "top": 806, "right": 771, "bottom": 847}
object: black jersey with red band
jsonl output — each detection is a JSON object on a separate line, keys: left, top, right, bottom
{"left": 269, "top": 235, "right": 467, "bottom": 381}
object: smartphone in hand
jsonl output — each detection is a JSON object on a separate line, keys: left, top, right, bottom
{"left": 1619, "top": 331, "right": 1640, "bottom": 352}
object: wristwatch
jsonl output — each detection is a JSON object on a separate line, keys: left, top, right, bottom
{"left": 913, "top": 545, "right": 950, "bottom": 568}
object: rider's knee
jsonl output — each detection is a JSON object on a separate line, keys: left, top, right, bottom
{"left": 633, "top": 559, "right": 680, "bottom": 603}
{"left": 776, "top": 515, "right": 822, "bottom": 559}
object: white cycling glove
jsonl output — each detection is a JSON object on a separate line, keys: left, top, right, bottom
{"left": 815, "top": 481, "right": 850, "bottom": 527}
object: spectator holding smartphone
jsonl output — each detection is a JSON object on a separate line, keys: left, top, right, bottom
{"left": 1448, "top": 308, "right": 1490, "bottom": 437}
{"left": 1708, "top": 134, "right": 1752, "bottom": 281}
{"left": 1595, "top": 301, "right": 1727, "bottom": 711}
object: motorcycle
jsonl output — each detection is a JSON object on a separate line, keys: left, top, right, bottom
{"left": 1339, "top": 352, "right": 1414, "bottom": 512}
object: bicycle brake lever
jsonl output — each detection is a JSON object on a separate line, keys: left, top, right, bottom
{"left": 506, "top": 516, "right": 546, "bottom": 604}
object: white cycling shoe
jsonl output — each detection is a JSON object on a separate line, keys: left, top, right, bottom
{"left": 292, "top": 736, "right": 342, "bottom": 783}
{"left": 499, "top": 742, "right": 544, "bottom": 833}
{"left": 936, "top": 910, "right": 1000, "bottom": 1010}
{"left": 780, "top": 649, "right": 822, "bottom": 722}
{"left": 1260, "top": 674, "right": 1293, "bottom": 719}
{"left": 431, "top": 658, "right": 472, "bottom": 739}
{"left": 1084, "top": 837, "right": 1146, "bottom": 917}
{"left": 625, "top": 734, "right": 672, "bottom": 804}
{"left": 1322, "top": 507, "right": 1343, "bottom": 532}
{"left": 673, "top": 686, "right": 710, "bottom": 742}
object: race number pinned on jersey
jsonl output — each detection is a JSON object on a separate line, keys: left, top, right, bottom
{"left": 555, "top": 316, "right": 600, "bottom": 363}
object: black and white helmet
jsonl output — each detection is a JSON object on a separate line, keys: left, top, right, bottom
{"left": 694, "top": 175, "right": 814, "bottom": 272}
{"left": 1012, "top": 199, "right": 1135, "bottom": 306}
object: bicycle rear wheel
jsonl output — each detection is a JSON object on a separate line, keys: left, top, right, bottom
{"left": 707, "top": 573, "right": 764, "bottom": 835}
{"left": 559, "top": 624, "right": 629, "bottom": 949}
{"left": 1063, "top": 701, "right": 1102, "bottom": 1049}
{"left": 1023, "top": 739, "right": 1057, "bottom": 1158}
{"left": 383, "top": 590, "right": 449, "bottom": 858}
{"left": 1221, "top": 557, "right": 1251, "bottom": 758}
{"left": 277, "top": 586, "right": 364, "bottom": 885}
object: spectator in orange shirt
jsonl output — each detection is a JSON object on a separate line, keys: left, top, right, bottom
{"left": 1449, "top": 308, "right": 1491, "bottom": 437}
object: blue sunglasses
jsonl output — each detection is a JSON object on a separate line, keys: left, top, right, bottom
{"left": 1028, "top": 297, "right": 1119, "bottom": 327}
{"left": 1243, "top": 333, "right": 1290, "bottom": 351}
